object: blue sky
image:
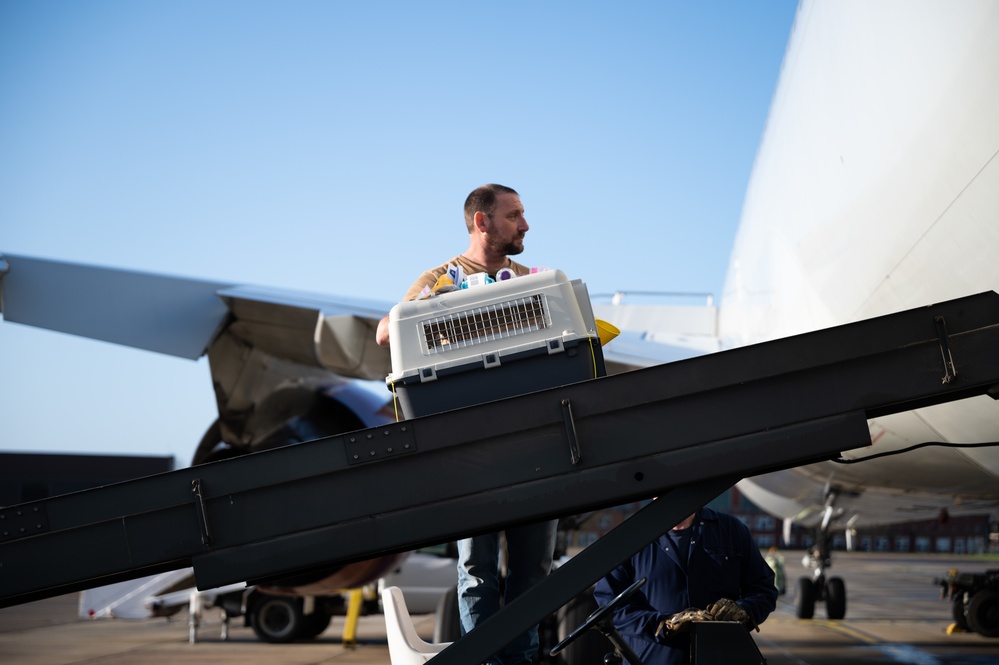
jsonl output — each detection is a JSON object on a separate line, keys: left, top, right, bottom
{"left": 1, "top": 1, "right": 798, "bottom": 465}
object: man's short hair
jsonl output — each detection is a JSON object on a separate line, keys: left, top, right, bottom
{"left": 464, "top": 184, "right": 518, "bottom": 232}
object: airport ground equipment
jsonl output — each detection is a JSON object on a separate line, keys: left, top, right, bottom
{"left": 937, "top": 567, "right": 999, "bottom": 637}
{"left": 3, "top": 292, "right": 999, "bottom": 663}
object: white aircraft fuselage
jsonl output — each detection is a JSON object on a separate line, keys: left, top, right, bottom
{"left": 720, "top": 0, "right": 999, "bottom": 529}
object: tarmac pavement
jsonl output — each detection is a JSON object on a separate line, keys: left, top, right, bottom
{"left": 2, "top": 552, "right": 997, "bottom": 664}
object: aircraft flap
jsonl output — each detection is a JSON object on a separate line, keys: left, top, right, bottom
{"left": 216, "top": 285, "right": 393, "bottom": 380}
{"left": 317, "top": 314, "right": 393, "bottom": 380}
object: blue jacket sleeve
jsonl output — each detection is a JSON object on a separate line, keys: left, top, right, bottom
{"left": 593, "top": 557, "right": 668, "bottom": 647}
{"left": 731, "top": 520, "right": 779, "bottom": 626}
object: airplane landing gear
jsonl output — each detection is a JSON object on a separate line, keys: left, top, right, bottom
{"left": 796, "top": 496, "right": 847, "bottom": 620}
{"left": 795, "top": 574, "right": 847, "bottom": 620}
{"left": 825, "top": 576, "right": 847, "bottom": 620}
{"left": 795, "top": 576, "right": 817, "bottom": 619}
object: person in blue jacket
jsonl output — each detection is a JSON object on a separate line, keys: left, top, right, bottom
{"left": 594, "top": 506, "right": 778, "bottom": 665}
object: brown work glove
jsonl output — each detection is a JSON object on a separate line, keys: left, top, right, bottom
{"left": 706, "top": 598, "right": 758, "bottom": 631}
{"left": 655, "top": 608, "right": 715, "bottom": 638}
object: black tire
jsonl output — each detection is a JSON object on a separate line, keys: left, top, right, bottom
{"left": 966, "top": 589, "right": 999, "bottom": 637}
{"left": 825, "top": 577, "right": 846, "bottom": 620}
{"left": 556, "top": 591, "right": 614, "bottom": 665}
{"left": 795, "top": 577, "right": 816, "bottom": 620}
{"left": 434, "top": 585, "right": 462, "bottom": 644}
{"left": 299, "top": 610, "right": 332, "bottom": 639}
{"left": 192, "top": 420, "right": 245, "bottom": 465}
{"left": 951, "top": 592, "right": 971, "bottom": 631}
{"left": 250, "top": 595, "right": 304, "bottom": 643}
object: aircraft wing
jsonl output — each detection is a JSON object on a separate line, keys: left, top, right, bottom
{"left": 591, "top": 296, "right": 720, "bottom": 374}
{"left": 0, "top": 253, "right": 393, "bottom": 381}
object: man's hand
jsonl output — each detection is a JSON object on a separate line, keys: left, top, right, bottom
{"left": 375, "top": 314, "right": 391, "bottom": 346}
{"left": 655, "top": 608, "right": 715, "bottom": 638}
{"left": 706, "top": 598, "right": 758, "bottom": 631}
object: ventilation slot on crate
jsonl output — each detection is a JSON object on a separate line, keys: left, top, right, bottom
{"left": 421, "top": 294, "right": 550, "bottom": 355}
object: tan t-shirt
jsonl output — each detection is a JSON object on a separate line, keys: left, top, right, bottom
{"left": 402, "top": 255, "right": 532, "bottom": 301}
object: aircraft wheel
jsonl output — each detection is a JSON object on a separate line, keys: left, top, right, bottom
{"left": 556, "top": 591, "right": 613, "bottom": 665}
{"left": 825, "top": 577, "right": 846, "bottom": 620}
{"left": 795, "top": 577, "right": 816, "bottom": 619}
{"left": 433, "top": 585, "right": 461, "bottom": 644}
{"left": 966, "top": 589, "right": 999, "bottom": 637}
{"left": 951, "top": 592, "right": 971, "bottom": 631}
{"left": 250, "top": 595, "right": 304, "bottom": 643}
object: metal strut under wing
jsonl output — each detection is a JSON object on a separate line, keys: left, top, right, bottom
{"left": 3, "top": 293, "right": 999, "bottom": 655}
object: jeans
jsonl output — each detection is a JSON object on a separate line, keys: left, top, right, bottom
{"left": 457, "top": 519, "right": 558, "bottom": 665}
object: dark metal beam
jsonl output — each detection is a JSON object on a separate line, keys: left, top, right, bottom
{"left": 2, "top": 291, "right": 999, "bottom": 611}
{"left": 429, "top": 476, "right": 737, "bottom": 664}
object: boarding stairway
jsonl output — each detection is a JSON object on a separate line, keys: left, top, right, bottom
{"left": 3, "top": 292, "right": 999, "bottom": 664}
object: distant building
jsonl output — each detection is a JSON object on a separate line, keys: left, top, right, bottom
{"left": 565, "top": 486, "right": 996, "bottom": 554}
{"left": 565, "top": 487, "right": 797, "bottom": 552}
{"left": 852, "top": 513, "right": 993, "bottom": 555}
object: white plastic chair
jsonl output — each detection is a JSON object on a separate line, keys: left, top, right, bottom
{"left": 381, "top": 586, "right": 452, "bottom": 664}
